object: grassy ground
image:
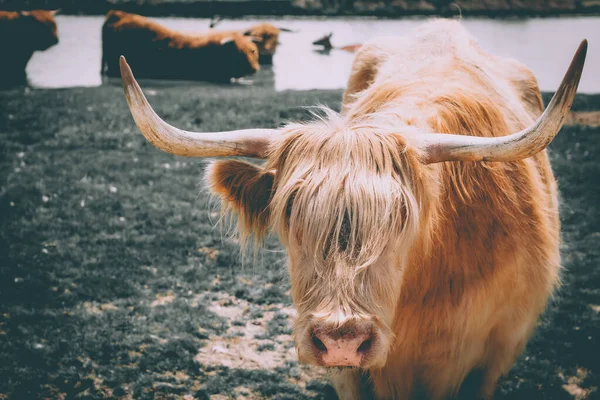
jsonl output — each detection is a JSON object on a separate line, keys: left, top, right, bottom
{"left": 0, "top": 81, "right": 598, "bottom": 399}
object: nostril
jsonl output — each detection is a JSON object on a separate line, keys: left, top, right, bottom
{"left": 357, "top": 337, "right": 373, "bottom": 354}
{"left": 311, "top": 334, "right": 327, "bottom": 353}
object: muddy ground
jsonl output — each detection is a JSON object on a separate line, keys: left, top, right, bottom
{"left": 0, "top": 81, "right": 598, "bottom": 399}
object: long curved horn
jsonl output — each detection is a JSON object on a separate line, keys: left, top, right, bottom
{"left": 419, "top": 39, "right": 587, "bottom": 164}
{"left": 119, "top": 56, "right": 278, "bottom": 158}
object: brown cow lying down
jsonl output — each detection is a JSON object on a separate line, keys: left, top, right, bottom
{"left": 119, "top": 20, "right": 587, "bottom": 399}
{"left": 0, "top": 10, "right": 58, "bottom": 87}
{"left": 213, "top": 23, "right": 294, "bottom": 65}
{"left": 101, "top": 10, "right": 259, "bottom": 83}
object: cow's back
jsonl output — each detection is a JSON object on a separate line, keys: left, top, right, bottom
{"left": 101, "top": 11, "right": 257, "bottom": 81}
{"left": 378, "top": 20, "right": 559, "bottom": 230}
{"left": 102, "top": 10, "right": 172, "bottom": 76}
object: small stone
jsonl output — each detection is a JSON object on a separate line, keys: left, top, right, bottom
{"left": 212, "top": 345, "right": 229, "bottom": 354}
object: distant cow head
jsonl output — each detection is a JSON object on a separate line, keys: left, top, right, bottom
{"left": 243, "top": 23, "right": 292, "bottom": 64}
{"left": 219, "top": 34, "right": 260, "bottom": 78}
{"left": 19, "top": 10, "right": 59, "bottom": 50}
{"left": 312, "top": 32, "right": 333, "bottom": 50}
{"left": 119, "top": 40, "right": 585, "bottom": 369}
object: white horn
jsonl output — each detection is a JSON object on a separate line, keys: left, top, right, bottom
{"left": 419, "top": 39, "right": 587, "bottom": 164}
{"left": 119, "top": 56, "right": 278, "bottom": 158}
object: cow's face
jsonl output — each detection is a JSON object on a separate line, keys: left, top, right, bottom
{"left": 207, "top": 122, "right": 427, "bottom": 369}
{"left": 243, "top": 24, "right": 280, "bottom": 63}
{"left": 312, "top": 33, "right": 333, "bottom": 49}
{"left": 219, "top": 34, "right": 259, "bottom": 78}
{"left": 20, "top": 11, "right": 59, "bottom": 51}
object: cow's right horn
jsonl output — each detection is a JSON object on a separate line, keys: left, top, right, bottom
{"left": 417, "top": 40, "right": 587, "bottom": 164}
{"left": 119, "top": 56, "right": 278, "bottom": 158}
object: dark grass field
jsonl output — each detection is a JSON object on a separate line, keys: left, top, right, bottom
{"left": 0, "top": 81, "right": 598, "bottom": 399}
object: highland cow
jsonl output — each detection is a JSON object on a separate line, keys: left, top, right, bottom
{"left": 119, "top": 20, "right": 587, "bottom": 399}
{"left": 102, "top": 10, "right": 259, "bottom": 83}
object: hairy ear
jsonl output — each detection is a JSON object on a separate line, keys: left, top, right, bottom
{"left": 206, "top": 160, "right": 274, "bottom": 242}
{"left": 219, "top": 37, "right": 235, "bottom": 46}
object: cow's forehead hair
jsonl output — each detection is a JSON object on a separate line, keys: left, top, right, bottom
{"left": 265, "top": 109, "right": 422, "bottom": 269}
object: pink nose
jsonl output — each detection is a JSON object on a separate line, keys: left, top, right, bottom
{"left": 310, "top": 323, "right": 375, "bottom": 367}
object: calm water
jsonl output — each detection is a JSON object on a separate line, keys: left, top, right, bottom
{"left": 27, "top": 16, "right": 600, "bottom": 93}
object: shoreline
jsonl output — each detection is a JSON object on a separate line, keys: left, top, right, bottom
{"left": 1, "top": 0, "right": 600, "bottom": 19}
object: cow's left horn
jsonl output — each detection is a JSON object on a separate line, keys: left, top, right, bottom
{"left": 418, "top": 39, "right": 587, "bottom": 164}
{"left": 119, "top": 56, "right": 278, "bottom": 158}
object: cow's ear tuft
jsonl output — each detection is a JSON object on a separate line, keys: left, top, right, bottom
{"left": 206, "top": 160, "right": 274, "bottom": 242}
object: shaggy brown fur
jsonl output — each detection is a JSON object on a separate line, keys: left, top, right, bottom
{"left": 101, "top": 10, "right": 259, "bottom": 82}
{"left": 207, "top": 19, "right": 561, "bottom": 399}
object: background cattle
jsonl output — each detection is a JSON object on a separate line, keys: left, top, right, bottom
{"left": 211, "top": 22, "right": 294, "bottom": 64}
{"left": 0, "top": 10, "right": 58, "bottom": 87}
{"left": 312, "top": 32, "right": 362, "bottom": 54}
{"left": 101, "top": 10, "right": 259, "bottom": 82}
{"left": 120, "top": 19, "right": 586, "bottom": 399}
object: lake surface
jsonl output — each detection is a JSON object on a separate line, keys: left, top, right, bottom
{"left": 27, "top": 16, "right": 600, "bottom": 93}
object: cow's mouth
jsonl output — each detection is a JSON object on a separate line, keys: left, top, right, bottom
{"left": 326, "top": 366, "right": 360, "bottom": 371}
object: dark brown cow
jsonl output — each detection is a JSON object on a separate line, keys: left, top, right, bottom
{"left": 0, "top": 10, "right": 58, "bottom": 87}
{"left": 101, "top": 10, "right": 259, "bottom": 83}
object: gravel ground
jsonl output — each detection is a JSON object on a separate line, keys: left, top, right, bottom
{"left": 0, "top": 81, "right": 598, "bottom": 399}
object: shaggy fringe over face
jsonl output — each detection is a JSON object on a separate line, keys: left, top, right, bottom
{"left": 266, "top": 108, "right": 422, "bottom": 272}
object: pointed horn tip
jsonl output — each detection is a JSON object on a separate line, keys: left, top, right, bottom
{"left": 119, "top": 56, "right": 139, "bottom": 101}
{"left": 562, "top": 39, "right": 588, "bottom": 93}
{"left": 576, "top": 39, "right": 588, "bottom": 60}
{"left": 571, "top": 39, "right": 588, "bottom": 68}
{"left": 119, "top": 56, "right": 131, "bottom": 80}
